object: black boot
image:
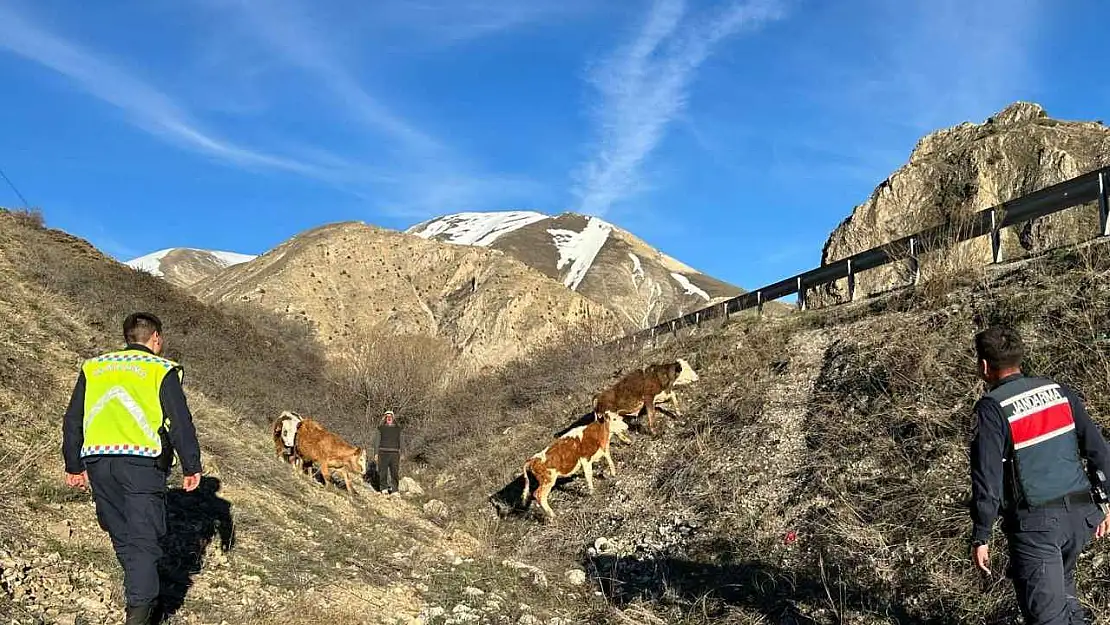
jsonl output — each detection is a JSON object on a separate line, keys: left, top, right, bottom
{"left": 125, "top": 603, "right": 155, "bottom": 625}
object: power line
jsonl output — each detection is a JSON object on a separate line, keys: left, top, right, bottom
{"left": 0, "top": 165, "right": 30, "bottom": 207}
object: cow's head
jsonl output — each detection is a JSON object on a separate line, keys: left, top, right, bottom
{"left": 609, "top": 415, "right": 632, "bottom": 444}
{"left": 279, "top": 415, "right": 301, "bottom": 448}
{"left": 356, "top": 449, "right": 368, "bottom": 475}
{"left": 674, "top": 358, "right": 699, "bottom": 385}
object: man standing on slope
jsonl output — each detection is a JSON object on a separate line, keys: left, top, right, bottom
{"left": 373, "top": 409, "right": 402, "bottom": 494}
{"left": 969, "top": 325, "right": 1110, "bottom": 624}
{"left": 62, "top": 312, "right": 202, "bottom": 625}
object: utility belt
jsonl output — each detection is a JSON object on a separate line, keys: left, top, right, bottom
{"left": 1012, "top": 490, "right": 1095, "bottom": 513}
{"left": 378, "top": 447, "right": 400, "bottom": 454}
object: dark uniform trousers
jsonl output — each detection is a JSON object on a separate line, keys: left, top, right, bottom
{"left": 85, "top": 456, "right": 168, "bottom": 607}
{"left": 378, "top": 451, "right": 400, "bottom": 493}
{"left": 1004, "top": 498, "right": 1104, "bottom": 625}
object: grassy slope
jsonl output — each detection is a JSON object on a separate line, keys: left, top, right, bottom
{"left": 0, "top": 211, "right": 506, "bottom": 625}
{"left": 9, "top": 205, "right": 1110, "bottom": 625}
{"left": 409, "top": 236, "right": 1110, "bottom": 625}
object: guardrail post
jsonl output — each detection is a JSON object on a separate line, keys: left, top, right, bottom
{"left": 756, "top": 290, "right": 763, "bottom": 317}
{"left": 990, "top": 209, "right": 1003, "bottom": 264}
{"left": 847, "top": 259, "right": 856, "bottom": 302}
{"left": 695, "top": 312, "right": 700, "bottom": 328}
{"left": 797, "top": 277, "right": 806, "bottom": 311}
{"left": 1100, "top": 171, "right": 1110, "bottom": 237}
{"left": 909, "top": 237, "right": 920, "bottom": 284}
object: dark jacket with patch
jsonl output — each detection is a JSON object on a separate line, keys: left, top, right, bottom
{"left": 970, "top": 373, "right": 1110, "bottom": 543}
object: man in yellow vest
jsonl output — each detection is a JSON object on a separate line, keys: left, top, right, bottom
{"left": 62, "top": 312, "right": 202, "bottom": 625}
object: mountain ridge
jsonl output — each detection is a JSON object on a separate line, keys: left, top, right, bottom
{"left": 408, "top": 210, "right": 742, "bottom": 328}
{"left": 188, "top": 220, "right": 621, "bottom": 372}
{"left": 126, "top": 247, "right": 257, "bottom": 288}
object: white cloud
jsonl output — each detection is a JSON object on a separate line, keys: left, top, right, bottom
{"left": 572, "top": 0, "right": 785, "bottom": 216}
{"left": 0, "top": 4, "right": 333, "bottom": 177}
{"left": 372, "top": 0, "right": 600, "bottom": 46}
{"left": 205, "top": 0, "right": 551, "bottom": 219}
{"left": 216, "top": 0, "right": 442, "bottom": 156}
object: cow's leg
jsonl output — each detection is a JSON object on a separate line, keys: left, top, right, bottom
{"left": 603, "top": 447, "right": 617, "bottom": 477}
{"left": 340, "top": 468, "right": 353, "bottom": 495}
{"left": 521, "top": 463, "right": 533, "bottom": 506}
{"left": 644, "top": 395, "right": 658, "bottom": 435}
{"left": 320, "top": 462, "right": 333, "bottom": 489}
{"left": 536, "top": 473, "right": 557, "bottom": 520}
{"left": 670, "top": 391, "right": 683, "bottom": 418}
{"left": 582, "top": 460, "right": 595, "bottom": 494}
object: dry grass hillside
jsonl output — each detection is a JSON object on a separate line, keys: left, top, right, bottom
{"left": 190, "top": 221, "right": 620, "bottom": 373}
{"left": 9, "top": 199, "right": 1110, "bottom": 624}
{"left": 404, "top": 232, "right": 1110, "bottom": 624}
{"left": 0, "top": 210, "right": 598, "bottom": 625}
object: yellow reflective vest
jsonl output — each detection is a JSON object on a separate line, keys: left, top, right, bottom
{"left": 80, "top": 348, "right": 183, "bottom": 459}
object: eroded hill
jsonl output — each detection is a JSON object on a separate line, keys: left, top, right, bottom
{"left": 190, "top": 221, "right": 621, "bottom": 373}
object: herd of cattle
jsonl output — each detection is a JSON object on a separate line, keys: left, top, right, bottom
{"left": 267, "top": 357, "right": 700, "bottom": 521}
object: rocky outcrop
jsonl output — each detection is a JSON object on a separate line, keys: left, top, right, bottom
{"left": 814, "top": 102, "right": 1110, "bottom": 306}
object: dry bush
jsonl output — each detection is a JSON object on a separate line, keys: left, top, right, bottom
{"left": 3, "top": 207, "right": 44, "bottom": 228}
{"left": 330, "top": 330, "right": 458, "bottom": 441}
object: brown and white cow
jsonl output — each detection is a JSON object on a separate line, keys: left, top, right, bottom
{"left": 293, "top": 418, "right": 367, "bottom": 496}
{"left": 592, "top": 358, "right": 699, "bottom": 435}
{"left": 520, "top": 413, "right": 629, "bottom": 520}
{"left": 272, "top": 410, "right": 303, "bottom": 468}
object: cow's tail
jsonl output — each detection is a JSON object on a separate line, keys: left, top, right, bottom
{"left": 520, "top": 462, "right": 531, "bottom": 505}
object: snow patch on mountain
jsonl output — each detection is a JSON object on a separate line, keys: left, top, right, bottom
{"left": 642, "top": 281, "right": 664, "bottom": 327}
{"left": 548, "top": 218, "right": 612, "bottom": 291}
{"left": 628, "top": 252, "right": 644, "bottom": 286}
{"left": 127, "top": 249, "right": 174, "bottom": 276}
{"left": 210, "top": 251, "right": 257, "bottom": 266}
{"left": 126, "top": 248, "right": 256, "bottom": 276}
{"left": 408, "top": 211, "right": 547, "bottom": 246}
{"left": 671, "top": 272, "right": 711, "bottom": 301}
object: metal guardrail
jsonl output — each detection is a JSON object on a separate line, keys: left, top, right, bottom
{"left": 613, "top": 165, "right": 1110, "bottom": 348}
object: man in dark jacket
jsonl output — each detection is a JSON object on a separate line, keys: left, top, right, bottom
{"left": 63, "top": 312, "right": 202, "bottom": 625}
{"left": 373, "top": 410, "right": 402, "bottom": 494}
{"left": 969, "top": 325, "right": 1110, "bottom": 625}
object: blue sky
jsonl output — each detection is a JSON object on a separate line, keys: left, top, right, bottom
{"left": 0, "top": 0, "right": 1106, "bottom": 290}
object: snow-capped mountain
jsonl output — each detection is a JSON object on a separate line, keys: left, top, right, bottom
{"left": 407, "top": 211, "right": 742, "bottom": 329}
{"left": 126, "top": 248, "right": 256, "bottom": 288}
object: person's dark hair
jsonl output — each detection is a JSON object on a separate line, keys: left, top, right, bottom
{"left": 124, "top": 312, "right": 163, "bottom": 345}
{"left": 975, "top": 325, "right": 1024, "bottom": 371}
